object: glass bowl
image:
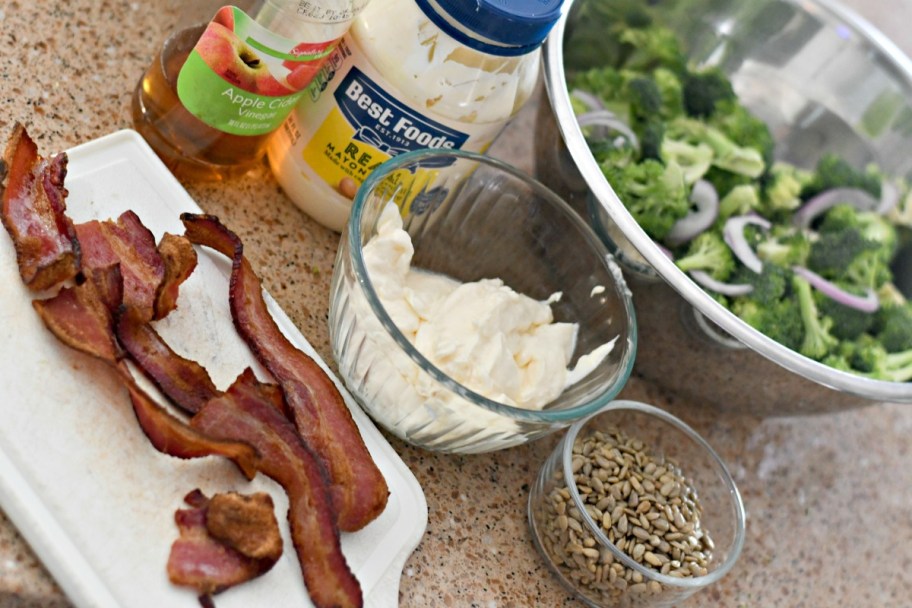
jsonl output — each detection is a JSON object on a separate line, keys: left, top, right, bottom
{"left": 528, "top": 400, "right": 746, "bottom": 607}
{"left": 327, "top": 149, "right": 637, "bottom": 454}
{"left": 534, "top": 0, "right": 912, "bottom": 414}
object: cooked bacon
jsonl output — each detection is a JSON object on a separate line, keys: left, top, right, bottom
{"left": 182, "top": 213, "right": 388, "bottom": 533}
{"left": 32, "top": 265, "right": 123, "bottom": 363}
{"left": 191, "top": 368, "right": 362, "bottom": 608}
{"left": 0, "top": 123, "right": 80, "bottom": 290}
{"left": 154, "top": 232, "right": 197, "bottom": 320}
{"left": 116, "top": 309, "right": 219, "bottom": 415}
{"left": 75, "top": 210, "right": 165, "bottom": 321}
{"left": 125, "top": 380, "right": 258, "bottom": 481}
{"left": 168, "top": 488, "right": 282, "bottom": 603}
{"left": 33, "top": 265, "right": 259, "bottom": 479}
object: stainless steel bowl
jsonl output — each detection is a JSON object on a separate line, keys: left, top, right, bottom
{"left": 535, "top": 0, "right": 912, "bottom": 414}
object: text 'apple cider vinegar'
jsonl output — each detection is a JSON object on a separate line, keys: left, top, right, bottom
{"left": 132, "top": 0, "right": 370, "bottom": 180}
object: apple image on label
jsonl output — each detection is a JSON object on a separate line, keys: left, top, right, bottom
{"left": 195, "top": 21, "right": 294, "bottom": 97}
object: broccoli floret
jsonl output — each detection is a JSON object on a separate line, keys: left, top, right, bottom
{"left": 702, "top": 127, "right": 766, "bottom": 178}
{"left": 703, "top": 166, "right": 753, "bottom": 200}
{"left": 618, "top": 26, "right": 686, "bottom": 73}
{"left": 817, "top": 202, "right": 862, "bottom": 233}
{"left": 812, "top": 206, "right": 897, "bottom": 289}
{"left": 874, "top": 303, "right": 912, "bottom": 352}
{"left": 674, "top": 231, "right": 735, "bottom": 280}
{"left": 857, "top": 211, "right": 899, "bottom": 255}
{"left": 729, "top": 264, "right": 792, "bottom": 306}
{"left": 653, "top": 67, "right": 684, "bottom": 118}
{"left": 878, "top": 282, "right": 907, "bottom": 308}
{"left": 624, "top": 75, "right": 663, "bottom": 120}
{"left": 660, "top": 138, "right": 714, "bottom": 184}
{"left": 569, "top": 67, "right": 632, "bottom": 124}
{"left": 718, "top": 183, "right": 761, "bottom": 219}
{"left": 816, "top": 289, "right": 876, "bottom": 341}
{"left": 801, "top": 153, "right": 882, "bottom": 200}
{"left": 682, "top": 67, "right": 736, "bottom": 118}
{"left": 843, "top": 335, "right": 912, "bottom": 381}
{"left": 710, "top": 98, "right": 775, "bottom": 168}
{"left": 760, "top": 163, "right": 811, "bottom": 218}
{"left": 845, "top": 247, "right": 893, "bottom": 290}
{"left": 820, "top": 205, "right": 898, "bottom": 252}
{"left": 731, "top": 295, "right": 804, "bottom": 352}
{"left": 602, "top": 158, "right": 689, "bottom": 240}
{"left": 794, "top": 274, "right": 839, "bottom": 360}
{"left": 755, "top": 225, "right": 812, "bottom": 267}
{"left": 806, "top": 228, "right": 880, "bottom": 279}
{"left": 588, "top": 138, "right": 637, "bottom": 168}
{"left": 636, "top": 119, "right": 665, "bottom": 161}
{"left": 666, "top": 117, "right": 765, "bottom": 178}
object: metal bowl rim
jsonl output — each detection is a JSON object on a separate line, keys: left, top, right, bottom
{"left": 542, "top": 0, "right": 912, "bottom": 403}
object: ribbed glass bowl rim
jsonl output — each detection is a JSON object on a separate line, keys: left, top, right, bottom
{"left": 558, "top": 400, "right": 746, "bottom": 589}
{"left": 542, "top": 0, "right": 912, "bottom": 403}
{"left": 345, "top": 148, "right": 638, "bottom": 424}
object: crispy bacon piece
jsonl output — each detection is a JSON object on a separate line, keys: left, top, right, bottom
{"left": 75, "top": 211, "right": 165, "bottom": 321}
{"left": 116, "top": 310, "right": 219, "bottom": 415}
{"left": 168, "top": 489, "right": 282, "bottom": 604}
{"left": 125, "top": 381, "right": 258, "bottom": 481}
{"left": 32, "top": 265, "right": 123, "bottom": 363}
{"left": 191, "top": 369, "right": 362, "bottom": 608}
{"left": 0, "top": 123, "right": 80, "bottom": 290}
{"left": 154, "top": 232, "right": 198, "bottom": 320}
{"left": 33, "top": 266, "right": 258, "bottom": 479}
{"left": 182, "top": 213, "right": 388, "bottom": 532}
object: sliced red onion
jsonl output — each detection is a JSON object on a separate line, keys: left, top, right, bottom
{"left": 876, "top": 178, "right": 900, "bottom": 215}
{"left": 666, "top": 179, "right": 720, "bottom": 246}
{"left": 792, "top": 266, "right": 879, "bottom": 313}
{"left": 576, "top": 111, "right": 640, "bottom": 151}
{"left": 571, "top": 89, "right": 607, "bottom": 113}
{"left": 689, "top": 270, "right": 754, "bottom": 296}
{"left": 793, "top": 187, "right": 879, "bottom": 228}
{"left": 723, "top": 215, "right": 771, "bottom": 274}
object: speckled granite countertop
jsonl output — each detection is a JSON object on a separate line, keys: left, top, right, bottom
{"left": 1, "top": 1, "right": 911, "bottom": 606}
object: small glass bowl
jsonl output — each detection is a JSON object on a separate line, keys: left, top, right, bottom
{"left": 328, "top": 148, "right": 637, "bottom": 454}
{"left": 528, "top": 400, "right": 745, "bottom": 607}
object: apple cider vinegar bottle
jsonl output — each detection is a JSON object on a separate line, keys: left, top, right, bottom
{"left": 132, "top": 0, "right": 370, "bottom": 180}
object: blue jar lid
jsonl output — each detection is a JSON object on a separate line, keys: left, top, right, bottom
{"left": 414, "top": 0, "right": 564, "bottom": 57}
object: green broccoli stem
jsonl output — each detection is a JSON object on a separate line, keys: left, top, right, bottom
{"left": 881, "top": 350, "right": 912, "bottom": 381}
{"left": 794, "top": 275, "right": 837, "bottom": 360}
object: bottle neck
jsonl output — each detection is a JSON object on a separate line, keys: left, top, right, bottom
{"left": 253, "top": 0, "right": 370, "bottom": 35}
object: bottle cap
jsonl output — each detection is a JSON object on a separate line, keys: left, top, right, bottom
{"left": 415, "top": 0, "right": 564, "bottom": 56}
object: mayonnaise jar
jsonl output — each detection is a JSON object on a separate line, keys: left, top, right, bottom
{"left": 267, "top": 0, "right": 564, "bottom": 231}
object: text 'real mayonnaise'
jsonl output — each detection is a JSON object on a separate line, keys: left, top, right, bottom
{"left": 267, "top": 0, "right": 564, "bottom": 231}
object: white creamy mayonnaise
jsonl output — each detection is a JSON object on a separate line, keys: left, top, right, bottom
{"left": 337, "top": 203, "right": 616, "bottom": 452}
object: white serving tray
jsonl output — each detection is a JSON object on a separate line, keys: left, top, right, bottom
{"left": 0, "top": 130, "right": 427, "bottom": 608}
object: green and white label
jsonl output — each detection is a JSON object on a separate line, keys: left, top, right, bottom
{"left": 177, "top": 6, "right": 337, "bottom": 136}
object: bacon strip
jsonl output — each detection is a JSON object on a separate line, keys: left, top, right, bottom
{"left": 0, "top": 123, "right": 80, "bottom": 290}
{"left": 33, "top": 265, "right": 258, "bottom": 479}
{"left": 191, "top": 369, "right": 362, "bottom": 608}
{"left": 125, "top": 381, "right": 258, "bottom": 481}
{"left": 75, "top": 211, "right": 165, "bottom": 321}
{"left": 116, "top": 310, "right": 220, "bottom": 415}
{"left": 32, "top": 265, "right": 123, "bottom": 363}
{"left": 182, "top": 213, "right": 388, "bottom": 532}
{"left": 167, "top": 489, "right": 282, "bottom": 603}
{"left": 154, "top": 232, "right": 198, "bottom": 320}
